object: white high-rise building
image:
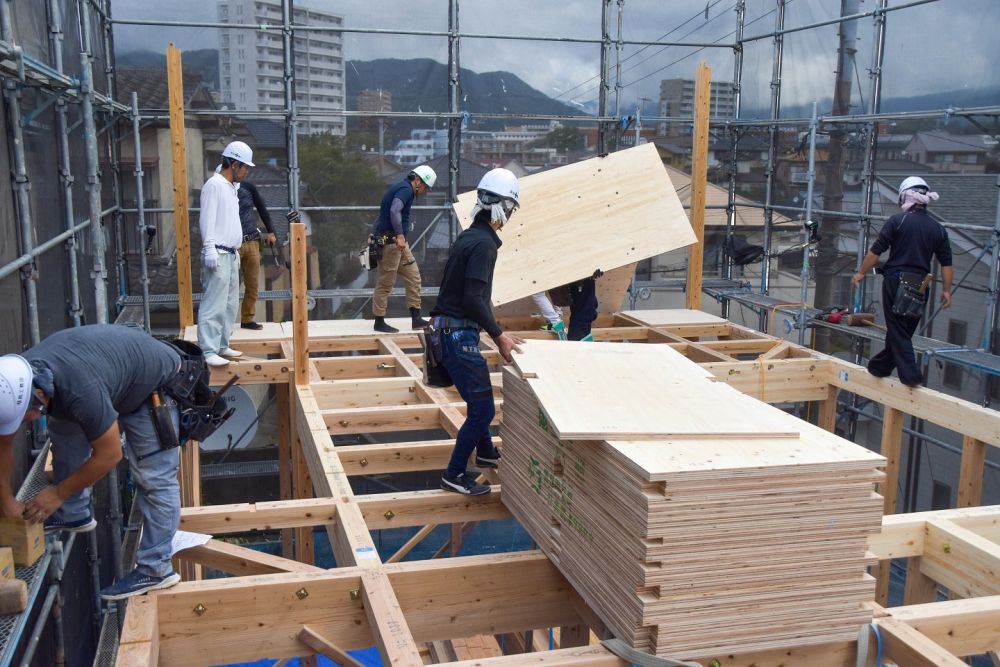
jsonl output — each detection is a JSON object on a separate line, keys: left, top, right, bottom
{"left": 218, "top": 0, "right": 345, "bottom": 135}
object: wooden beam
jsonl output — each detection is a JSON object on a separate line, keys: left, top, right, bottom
{"left": 827, "top": 359, "right": 1000, "bottom": 446}
{"left": 921, "top": 518, "right": 1000, "bottom": 598}
{"left": 356, "top": 489, "right": 509, "bottom": 530}
{"left": 176, "top": 539, "right": 325, "bottom": 576}
{"left": 208, "top": 358, "right": 293, "bottom": 386}
{"left": 387, "top": 524, "right": 437, "bottom": 563}
{"left": 297, "top": 626, "right": 365, "bottom": 667}
{"left": 166, "top": 43, "right": 193, "bottom": 328}
{"left": 291, "top": 222, "right": 309, "bottom": 386}
{"left": 116, "top": 595, "right": 158, "bottom": 667}
{"left": 957, "top": 436, "right": 986, "bottom": 507}
{"left": 904, "top": 557, "right": 939, "bottom": 605}
{"left": 289, "top": 385, "right": 315, "bottom": 565}
{"left": 890, "top": 595, "right": 1000, "bottom": 657}
{"left": 869, "top": 505, "right": 1000, "bottom": 560}
{"left": 701, "top": 358, "right": 830, "bottom": 403}
{"left": 817, "top": 385, "right": 839, "bottom": 432}
{"left": 361, "top": 570, "right": 423, "bottom": 666}
{"left": 685, "top": 61, "right": 711, "bottom": 310}
{"left": 876, "top": 616, "right": 967, "bottom": 667}
{"left": 277, "top": 381, "right": 294, "bottom": 558}
{"left": 178, "top": 439, "right": 201, "bottom": 582}
{"left": 335, "top": 439, "right": 459, "bottom": 475}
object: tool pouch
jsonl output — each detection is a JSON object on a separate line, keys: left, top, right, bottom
{"left": 891, "top": 272, "right": 928, "bottom": 319}
{"left": 160, "top": 339, "right": 239, "bottom": 444}
{"left": 144, "top": 391, "right": 180, "bottom": 460}
{"left": 420, "top": 325, "right": 453, "bottom": 388}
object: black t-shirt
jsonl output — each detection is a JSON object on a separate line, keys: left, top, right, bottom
{"left": 23, "top": 325, "right": 180, "bottom": 440}
{"left": 431, "top": 215, "right": 503, "bottom": 338}
{"left": 871, "top": 207, "right": 953, "bottom": 275}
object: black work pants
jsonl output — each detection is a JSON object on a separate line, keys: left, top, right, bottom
{"left": 867, "top": 274, "right": 923, "bottom": 386}
{"left": 568, "top": 278, "right": 598, "bottom": 341}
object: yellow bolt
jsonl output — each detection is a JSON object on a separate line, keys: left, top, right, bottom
{"left": 943, "top": 543, "right": 952, "bottom": 554}
{"left": 384, "top": 510, "right": 395, "bottom": 521}
{"left": 193, "top": 603, "right": 207, "bottom": 616}
{"left": 295, "top": 588, "right": 309, "bottom": 600}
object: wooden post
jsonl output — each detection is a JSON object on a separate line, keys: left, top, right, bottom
{"left": 957, "top": 436, "right": 986, "bottom": 508}
{"left": 166, "top": 44, "right": 193, "bottom": 329}
{"left": 817, "top": 385, "right": 839, "bottom": 432}
{"left": 874, "top": 406, "right": 904, "bottom": 605}
{"left": 178, "top": 441, "right": 202, "bottom": 581}
{"left": 291, "top": 223, "right": 309, "bottom": 387}
{"left": 685, "top": 62, "right": 711, "bottom": 311}
{"left": 277, "top": 383, "right": 293, "bottom": 559}
{"left": 289, "top": 384, "right": 315, "bottom": 566}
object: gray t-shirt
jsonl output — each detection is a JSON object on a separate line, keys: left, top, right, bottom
{"left": 23, "top": 325, "right": 180, "bottom": 440}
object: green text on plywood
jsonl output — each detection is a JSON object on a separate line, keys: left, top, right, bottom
{"left": 526, "top": 455, "right": 595, "bottom": 542}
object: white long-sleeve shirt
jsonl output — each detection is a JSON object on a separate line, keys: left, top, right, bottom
{"left": 199, "top": 172, "right": 242, "bottom": 258}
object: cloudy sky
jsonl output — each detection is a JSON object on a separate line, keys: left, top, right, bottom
{"left": 112, "top": 0, "right": 1000, "bottom": 115}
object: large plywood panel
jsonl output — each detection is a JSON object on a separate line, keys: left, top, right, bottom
{"left": 494, "top": 263, "right": 637, "bottom": 320}
{"left": 620, "top": 309, "right": 728, "bottom": 326}
{"left": 454, "top": 143, "right": 696, "bottom": 306}
{"left": 509, "top": 340, "right": 801, "bottom": 440}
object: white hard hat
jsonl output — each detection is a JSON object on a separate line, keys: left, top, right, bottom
{"left": 898, "top": 176, "right": 929, "bottom": 204}
{"left": 0, "top": 354, "right": 32, "bottom": 436}
{"left": 222, "top": 140, "right": 255, "bottom": 167}
{"left": 477, "top": 168, "right": 520, "bottom": 208}
{"left": 411, "top": 165, "right": 436, "bottom": 189}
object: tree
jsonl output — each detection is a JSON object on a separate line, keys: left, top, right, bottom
{"left": 297, "top": 133, "right": 386, "bottom": 293}
{"left": 538, "top": 126, "right": 584, "bottom": 154}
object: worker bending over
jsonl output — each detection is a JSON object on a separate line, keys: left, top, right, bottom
{"left": 430, "top": 169, "right": 524, "bottom": 495}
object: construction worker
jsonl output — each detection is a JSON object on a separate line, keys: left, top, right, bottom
{"left": 0, "top": 325, "right": 187, "bottom": 600}
{"left": 236, "top": 180, "right": 278, "bottom": 331}
{"left": 566, "top": 275, "right": 600, "bottom": 341}
{"left": 372, "top": 165, "right": 436, "bottom": 333}
{"left": 532, "top": 292, "right": 567, "bottom": 339}
{"left": 850, "top": 176, "right": 953, "bottom": 387}
{"left": 431, "top": 168, "right": 524, "bottom": 495}
{"left": 198, "top": 140, "right": 255, "bottom": 367}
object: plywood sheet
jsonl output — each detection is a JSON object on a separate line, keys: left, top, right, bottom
{"left": 509, "top": 340, "right": 801, "bottom": 440}
{"left": 619, "top": 308, "right": 727, "bottom": 327}
{"left": 494, "top": 263, "right": 637, "bottom": 321}
{"left": 183, "top": 322, "right": 288, "bottom": 343}
{"left": 453, "top": 143, "right": 696, "bottom": 306}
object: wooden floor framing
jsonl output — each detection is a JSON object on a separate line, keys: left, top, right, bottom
{"left": 110, "top": 302, "right": 1000, "bottom": 666}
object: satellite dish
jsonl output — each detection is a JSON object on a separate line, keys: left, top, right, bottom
{"left": 199, "top": 385, "right": 258, "bottom": 452}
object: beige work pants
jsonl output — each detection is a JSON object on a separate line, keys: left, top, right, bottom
{"left": 238, "top": 239, "right": 261, "bottom": 323}
{"left": 373, "top": 244, "right": 422, "bottom": 316}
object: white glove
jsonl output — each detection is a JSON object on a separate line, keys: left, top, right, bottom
{"left": 204, "top": 247, "right": 219, "bottom": 271}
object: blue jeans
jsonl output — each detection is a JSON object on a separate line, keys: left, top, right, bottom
{"left": 197, "top": 252, "right": 240, "bottom": 355}
{"left": 439, "top": 328, "right": 496, "bottom": 477}
{"left": 50, "top": 400, "right": 180, "bottom": 578}
{"left": 568, "top": 278, "right": 598, "bottom": 341}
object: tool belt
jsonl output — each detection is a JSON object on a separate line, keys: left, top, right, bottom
{"left": 431, "top": 316, "right": 480, "bottom": 332}
{"left": 891, "top": 271, "right": 930, "bottom": 319}
{"left": 242, "top": 231, "right": 261, "bottom": 243}
{"left": 420, "top": 323, "right": 453, "bottom": 388}
{"left": 157, "top": 339, "right": 240, "bottom": 445}
{"left": 358, "top": 233, "right": 387, "bottom": 271}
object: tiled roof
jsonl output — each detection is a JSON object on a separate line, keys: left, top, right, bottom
{"left": 243, "top": 119, "right": 287, "bottom": 150}
{"left": 910, "top": 131, "right": 991, "bottom": 153}
{"left": 115, "top": 66, "right": 215, "bottom": 110}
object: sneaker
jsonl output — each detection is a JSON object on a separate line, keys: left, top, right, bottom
{"left": 99, "top": 570, "right": 180, "bottom": 601}
{"left": 220, "top": 347, "right": 243, "bottom": 358}
{"left": 44, "top": 515, "right": 97, "bottom": 533}
{"left": 241, "top": 321, "right": 263, "bottom": 330}
{"left": 441, "top": 472, "right": 491, "bottom": 496}
{"left": 374, "top": 318, "right": 399, "bottom": 334}
{"left": 475, "top": 449, "right": 502, "bottom": 469}
{"left": 204, "top": 353, "right": 230, "bottom": 367}
{"left": 541, "top": 321, "right": 567, "bottom": 341}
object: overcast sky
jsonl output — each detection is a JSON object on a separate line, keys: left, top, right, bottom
{"left": 111, "top": 0, "right": 1000, "bottom": 116}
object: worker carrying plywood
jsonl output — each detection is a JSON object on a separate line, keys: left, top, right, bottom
{"left": 0, "top": 325, "right": 235, "bottom": 600}
{"left": 429, "top": 168, "right": 525, "bottom": 496}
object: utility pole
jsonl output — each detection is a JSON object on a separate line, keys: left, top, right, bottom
{"left": 814, "top": 0, "right": 860, "bottom": 344}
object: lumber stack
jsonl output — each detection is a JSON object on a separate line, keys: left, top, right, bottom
{"left": 499, "top": 341, "right": 885, "bottom": 657}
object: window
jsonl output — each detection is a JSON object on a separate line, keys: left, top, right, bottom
{"left": 943, "top": 319, "right": 968, "bottom": 388}
{"left": 931, "top": 481, "right": 951, "bottom": 510}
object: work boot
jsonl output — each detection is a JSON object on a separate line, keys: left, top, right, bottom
{"left": 374, "top": 317, "right": 398, "bottom": 334}
{"left": 409, "top": 308, "right": 430, "bottom": 329}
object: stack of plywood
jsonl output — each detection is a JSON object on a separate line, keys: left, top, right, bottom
{"left": 500, "top": 340, "right": 885, "bottom": 657}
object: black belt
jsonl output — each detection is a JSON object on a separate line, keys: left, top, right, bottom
{"left": 431, "top": 316, "right": 480, "bottom": 331}
{"left": 215, "top": 244, "right": 237, "bottom": 254}
{"left": 242, "top": 232, "right": 261, "bottom": 243}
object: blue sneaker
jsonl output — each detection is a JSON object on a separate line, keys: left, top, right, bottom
{"left": 44, "top": 515, "right": 97, "bottom": 533}
{"left": 99, "top": 569, "right": 180, "bottom": 601}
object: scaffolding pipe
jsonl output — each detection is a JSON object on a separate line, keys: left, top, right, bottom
{"left": 722, "top": 0, "right": 746, "bottom": 318}
{"left": 282, "top": 0, "right": 299, "bottom": 217}
{"left": 48, "top": 0, "right": 83, "bottom": 327}
{"left": 100, "top": 0, "right": 127, "bottom": 311}
{"left": 798, "top": 103, "right": 818, "bottom": 346}
{"left": 982, "top": 175, "right": 1000, "bottom": 351}
{"left": 447, "top": 0, "right": 460, "bottom": 242}
{"left": 758, "top": 0, "right": 786, "bottom": 330}
{"left": 130, "top": 93, "right": 151, "bottom": 330}
{"left": 1, "top": 0, "right": 41, "bottom": 345}
{"left": 597, "top": 0, "right": 611, "bottom": 155}
{"left": 739, "top": 0, "right": 941, "bottom": 44}
{"left": 78, "top": 0, "right": 109, "bottom": 323}
{"left": 613, "top": 0, "right": 624, "bottom": 148}
{"left": 18, "top": 538, "right": 67, "bottom": 667}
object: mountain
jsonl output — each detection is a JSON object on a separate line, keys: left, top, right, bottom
{"left": 742, "top": 86, "right": 1000, "bottom": 120}
{"left": 116, "top": 49, "right": 220, "bottom": 89}
{"left": 345, "top": 58, "right": 588, "bottom": 128}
